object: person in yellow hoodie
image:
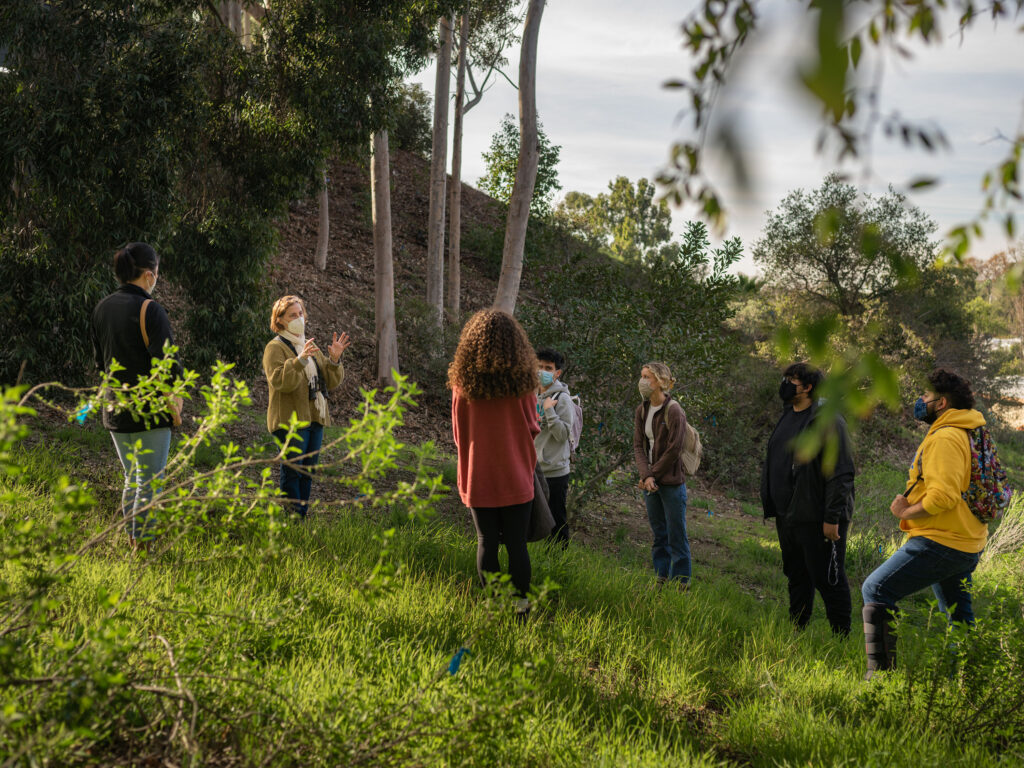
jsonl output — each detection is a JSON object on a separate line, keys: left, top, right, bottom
{"left": 861, "top": 369, "right": 987, "bottom": 679}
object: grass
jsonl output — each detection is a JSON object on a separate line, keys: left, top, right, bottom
{"left": 4, "top": 424, "right": 1024, "bottom": 766}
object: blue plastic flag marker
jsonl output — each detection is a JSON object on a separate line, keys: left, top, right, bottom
{"left": 448, "top": 647, "right": 471, "bottom": 676}
{"left": 74, "top": 403, "right": 93, "bottom": 425}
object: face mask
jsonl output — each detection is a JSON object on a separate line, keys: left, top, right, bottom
{"left": 539, "top": 370, "right": 554, "bottom": 387}
{"left": 913, "top": 397, "right": 939, "bottom": 424}
{"left": 147, "top": 271, "right": 158, "bottom": 293}
{"left": 286, "top": 316, "right": 305, "bottom": 336}
{"left": 778, "top": 380, "right": 798, "bottom": 403}
{"left": 638, "top": 378, "right": 653, "bottom": 399}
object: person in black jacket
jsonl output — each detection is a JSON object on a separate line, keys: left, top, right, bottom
{"left": 760, "top": 363, "right": 855, "bottom": 636}
{"left": 91, "top": 243, "right": 181, "bottom": 552}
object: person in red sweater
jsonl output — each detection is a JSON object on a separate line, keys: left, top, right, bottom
{"left": 450, "top": 309, "right": 540, "bottom": 612}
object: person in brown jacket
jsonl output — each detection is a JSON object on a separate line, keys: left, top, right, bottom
{"left": 633, "top": 362, "right": 691, "bottom": 585}
{"left": 263, "top": 295, "right": 349, "bottom": 518}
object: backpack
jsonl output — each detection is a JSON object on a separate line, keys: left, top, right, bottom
{"left": 681, "top": 421, "right": 703, "bottom": 476}
{"left": 554, "top": 391, "right": 583, "bottom": 454}
{"left": 960, "top": 426, "right": 1013, "bottom": 523}
{"left": 915, "top": 425, "right": 1013, "bottom": 524}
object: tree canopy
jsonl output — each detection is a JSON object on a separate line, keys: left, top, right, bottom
{"left": 478, "top": 112, "right": 561, "bottom": 216}
{"left": 557, "top": 177, "right": 674, "bottom": 263}
{"left": 753, "top": 173, "right": 938, "bottom": 316}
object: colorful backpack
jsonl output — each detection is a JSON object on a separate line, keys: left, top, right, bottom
{"left": 959, "top": 426, "right": 1013, "bottom": 523}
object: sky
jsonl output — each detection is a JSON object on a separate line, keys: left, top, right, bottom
{"left": 411, "top": 0, "right": 1024, "bottom": 275}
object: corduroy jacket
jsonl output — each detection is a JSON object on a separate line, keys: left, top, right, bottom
{"left": 262, "top": 337, "right": 344, "bottom": 432}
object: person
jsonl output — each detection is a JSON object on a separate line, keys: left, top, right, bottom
{"left": 861, "top": 369, "right": 988, "bottom": 678}
{"left": 535, "top": 348, "right": 575, "bottom": 545}
{"left": 91, "top": 242, "right": 182, "bottom": 552}
{"left": 262, "top": 295, "right": 349, "bottom": 518}
{"left": 450, "top": 309, "right": 540, "bottom": 615}
{"left": 633, "top": 362, "right": 692, "bottom": 586}
{"left": 760, "top": 363, "right": 855, "bottom": 637}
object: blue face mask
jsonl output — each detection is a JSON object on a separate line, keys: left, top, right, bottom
{"left": 913, "top": 397, "right": 938, "bottom": 424}
{"left": 539, "top": 370, "right": 555, "bottom": 388}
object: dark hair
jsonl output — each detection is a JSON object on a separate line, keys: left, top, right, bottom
{"left": 113, "top": 242, "right": 159, "bottom": 285}
{"left": 927, "top": 369, "right": 975, "bottom": 410}
{"left": 536, "top": 348, "right": 564, "bottom": 370}
{"left": 783, "top": 362, "right": 823, "bottom": 394}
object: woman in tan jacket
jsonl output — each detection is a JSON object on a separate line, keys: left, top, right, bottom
{"left": 263, "top": 295, "right": 350, "bottom": 518}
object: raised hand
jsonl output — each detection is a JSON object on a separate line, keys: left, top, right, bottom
{"left": 328, "top": 331, "right": 351, "bottom": 363}
{"left": 299, "top": 338, "right": 320, "bottom": 361}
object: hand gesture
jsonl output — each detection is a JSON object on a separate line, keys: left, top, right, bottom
{"left": 542, "top": 396, "right": 557, "bottom": 411}
{"left": 890, "top": 494, "right": 910, "bottom": 519}
{"left": 299, "top": 338, "right": 320, "bottom": 361}
{"left": 328, "top": 331, "right": 351, "bottom": 363}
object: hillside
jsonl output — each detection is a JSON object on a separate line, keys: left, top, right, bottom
{"left": 229, "top": 150, "right": 785, "bottom": 559}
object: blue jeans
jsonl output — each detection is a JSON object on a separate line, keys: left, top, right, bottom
{"left": 273, "top": 423, "right": 324, "bottom": 518}
{"left": 110, "top": 428, "right": 172, "bottom": 540}
{"left": 862, "top": 535, "right": 982, "bottom": 625}
{"left": 644, "top": 483, "right": 691, "bottom": 582}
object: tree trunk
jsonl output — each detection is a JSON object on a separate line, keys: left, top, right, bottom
{"left": 494, "top": 0, "right": 544, "bottom": 315}
{"left": 219, "top": 2, "right": 243, "bottom": 35}
{"left": 371, "top": 131, "right": 399, "bottom": 387}
{"left": 314, "top": 168, "right": 329, "bottom": 271}
{"left": 426, "top": 16, "right": 453, "bottom": 332}
{"left": 447, "top": 12, "right": 470, "bottom": 321}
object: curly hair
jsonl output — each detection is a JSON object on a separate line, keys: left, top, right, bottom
{"left": 927, "top": 368, "right": 975, "bottom": 410}
{"left": 643, "top": 362, "right": 676, "bottom": 393}
{"left": 448, "top": 309, "right": 539, "bottom": 401}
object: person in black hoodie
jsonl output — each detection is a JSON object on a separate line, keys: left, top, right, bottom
{"left": 91, "top": 243, "right": 181, "bottom": 552}
{"left": 760, "top": 363, "right": 855, "bottom": 636}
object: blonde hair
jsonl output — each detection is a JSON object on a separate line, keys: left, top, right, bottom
{"left": 270, "top": 295, "right": 306, "bottom": 333}
{"left": 643, "top": 362, "right": 676, "bottom": 392}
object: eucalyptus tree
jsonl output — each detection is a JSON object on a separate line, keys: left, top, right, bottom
{"left": 447, "top": 0, "right": 523, "bottom": 319}
{"left": 426, "top": 16, "right": 454, "bottom": 333}
{"left": 493, "top": 0, "right": 545, "bottom": 314}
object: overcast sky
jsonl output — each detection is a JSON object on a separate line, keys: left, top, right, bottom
{"left": 411, "top": 0, "right": 1024, "bottom": 274}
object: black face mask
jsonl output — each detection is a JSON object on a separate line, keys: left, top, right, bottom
{"left": 778, "top": 380, "right": 798, "bottom": 403}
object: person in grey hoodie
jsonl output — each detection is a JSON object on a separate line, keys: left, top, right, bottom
{"left": 536, "top": 348, "right": 575, "bottom": 545}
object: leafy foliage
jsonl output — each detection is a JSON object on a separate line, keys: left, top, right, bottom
{"left": 478, "top": 112, "right": 561, "bottom": 216}
{"left": 391, "top": 82, "right": 434, "bottom": 159}
{"left": 0, "top": 0, "right": 451, "bottom": 384}
{"left": 556, "top": 177, "right": 674, "bottom": 263}
{"left": 753, "top": 173, "right": 938, "bottom": 316}
{"left": 520, "top": 219, "right": 742, "bottom": 504}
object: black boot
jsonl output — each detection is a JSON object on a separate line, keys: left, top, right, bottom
{"left": 862, "top": 602, "right": 897, "bottom": 680}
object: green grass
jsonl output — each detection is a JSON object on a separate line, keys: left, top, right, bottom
{"left": 5, "top": 432, "right": 1024, "bottom": 766}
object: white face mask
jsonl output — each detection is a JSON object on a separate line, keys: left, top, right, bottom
{"left": 147, "top": 271, "right": 158, "bottom": 293}
{"left": 286, "top": 316, "right": 305, "bottom": 336}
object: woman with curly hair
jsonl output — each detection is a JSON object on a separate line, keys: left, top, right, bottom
{"left": 450, "top": 309, "right": 540, "bottom": 612}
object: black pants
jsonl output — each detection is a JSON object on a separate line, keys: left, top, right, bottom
{"left": 471, "top": 500, "right": 532, "bottom": 598}
{"left": 777, "top": 517, "right": 852, "bottom": 635}
{"left": 546, "top": 473, "right": 570, "bottom": 545}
